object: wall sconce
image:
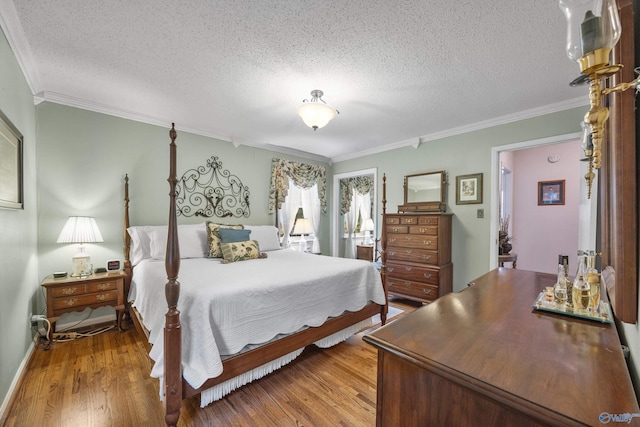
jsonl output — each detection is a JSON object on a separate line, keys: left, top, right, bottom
{"left": 297, "top": 90, "right": 339, "bottom": 131}
{"left": 57, "top": 216, "right": 103, "bottom": 276}
{"left": 558, "top": 0, "right": 640, "bottom": 198}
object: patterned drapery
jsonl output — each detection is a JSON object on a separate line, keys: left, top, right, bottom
{"left": 340, "top": 176, "right": 375, "bottom": 214}
{"left": 268, "top": 158, "right": 327, "bottom": 214}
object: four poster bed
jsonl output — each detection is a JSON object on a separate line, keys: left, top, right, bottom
{"left": 122, "top": 124, "right": 388, "bottom": 426}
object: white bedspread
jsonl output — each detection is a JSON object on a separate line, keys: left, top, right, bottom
{"left": 129, "top": 250, "right": 385, "bottom": 391}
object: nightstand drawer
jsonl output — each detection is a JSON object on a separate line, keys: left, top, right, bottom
{"left": 52, "top": 284, "right": 86, "bottom": 297}
{"left": 52, "top": 291, "right": 118, "bottom": 311}
{"left": 88, "top": 281, "right": 118, "bottom": 292}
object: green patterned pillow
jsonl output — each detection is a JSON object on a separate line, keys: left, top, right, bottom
{"left": 206, "top": 222, "right": 244, "bottom": 258}
{"left": 220, "top": 240, "right": 264, "bottom": 263}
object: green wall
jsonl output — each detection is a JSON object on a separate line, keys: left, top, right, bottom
{"left": 333, "top": 108, "right": 588, "bottom": 291}
{"left": 35, "top": 103, "right": 331, "bottom": 278}
{"left": 0, "top": 28, "right": 38, "bottom": 413}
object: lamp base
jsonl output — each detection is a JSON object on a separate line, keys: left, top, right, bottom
{"left": 71, "top": 254, "right": 92, "bottom": 277}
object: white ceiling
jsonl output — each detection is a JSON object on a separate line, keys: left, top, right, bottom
{"left": 1, "top": 1, "right": 586, "bottom": 163}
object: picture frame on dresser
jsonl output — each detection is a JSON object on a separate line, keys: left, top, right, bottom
{"left": 0, "top": 109, "right": 24, "bottom": 210}
{"left": 455, "top": 173, "right": 482, "bottom": 205}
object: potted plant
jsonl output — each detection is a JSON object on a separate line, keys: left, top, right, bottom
{"left": 499, "top": 216, "right": 512, "bottom": 255}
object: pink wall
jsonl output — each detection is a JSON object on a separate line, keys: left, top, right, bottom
{"left": 510, "top": 140, "right": 581, "bottom": 274}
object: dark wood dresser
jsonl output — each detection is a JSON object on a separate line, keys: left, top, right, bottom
{"left": 364, "top": 268, "right": 640, "bottom": 426}
{"left": 383, "top": 213, "right": 452, "bottom": 303}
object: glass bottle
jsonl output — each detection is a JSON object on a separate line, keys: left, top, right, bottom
{"left": 586, "top": 251, "right": 601, "bottom": 313}
{"left": 561, "top": 255, "right": 572, "bottom": 309}
{"left": 553, "top": 264, "right": 568, "bottom": 308}
{"left": 572, "top": 253, "right": 591, "bottom": 312}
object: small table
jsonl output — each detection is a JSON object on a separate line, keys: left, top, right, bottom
{"left": 499, "top": 253, "right": 517, "bottom": 268}
{"left": 356, "top": 244, "right": 374, "bottom": 261}
{"left": 41, "top": 271, "right": 127, "bottom": 336}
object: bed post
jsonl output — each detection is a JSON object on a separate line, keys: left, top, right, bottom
{"left": 123, "top": 174, "right": 132, "bottom": 316}
{"left": 164, "top": 123, "right": 182, "bottom": 426}
{"left": 380, "top": 174, "right": 388, "bottom": 324}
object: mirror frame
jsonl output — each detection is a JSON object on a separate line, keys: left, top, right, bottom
{"left": 399, "top": 170, "right": 446, "bottom": 212}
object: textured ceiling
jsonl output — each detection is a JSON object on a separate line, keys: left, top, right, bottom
{"left": 1, "top": 0, "right": 586, "bottom": 162}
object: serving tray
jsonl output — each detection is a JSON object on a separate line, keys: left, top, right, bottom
{"left": 532, "top": 292, "right": 613, "bottom": 324}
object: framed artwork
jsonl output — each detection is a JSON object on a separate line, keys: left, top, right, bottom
{"left": 538, "top": 180, "right": 565, "bottom": 206}
{"left": 455, "top": 173, "right": 483, "bottom": 205}
{"left": 0, "top": 109, "right": 23, "bottom": 210}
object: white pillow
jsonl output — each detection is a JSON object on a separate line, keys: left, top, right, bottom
{"left": 127, "top": 225, "right": 165, "bottom": 266}
{"left": 149, "top": 223, "right": 209, "bottom": 259}
{"left": 244, "top": 225, "right": 282, "bottom": 251}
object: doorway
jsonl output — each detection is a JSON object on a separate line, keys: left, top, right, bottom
{"left": 489, "top": 132, "right": 595, "bottom": 274}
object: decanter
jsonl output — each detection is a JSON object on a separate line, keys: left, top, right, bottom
{"left": 572, "top": 253, "right": 591, "bottom": 312}
{"left": 586, "top": 251, "right": 601, "bottom": 312}
{"left": 553, "top": 264, "right": 568, "bottom": 308}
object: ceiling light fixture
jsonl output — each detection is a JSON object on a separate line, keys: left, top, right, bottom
{"left": 557, "top": 0, "right": 640, "bottom": 198}
{"left": 297, "top": 90, "right": 339, "bottom": 131}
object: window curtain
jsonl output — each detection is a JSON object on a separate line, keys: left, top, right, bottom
{"left": 340, "top": 175, "right": 374, "bottom": 214}
{"left": 341, "top": 176, "right": 375, "bottom": 257}
{"left": 344, "top": 187, "right": 360, "bottom": 258}
{"left": 269, "top": 158, "right": 327, "bottom": 214}
{"left": 279, "top": 180, "right": 302, "bottom": 249}
{"left": 301, "top": 183, "right": 321, "bottom": 253}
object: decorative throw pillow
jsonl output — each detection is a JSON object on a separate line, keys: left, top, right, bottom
{"left": 220, "top": 240, "right": 264, "bottom": 263}
{"left": 206, "top": 222, "right": 244, "bottom": 258}
{"left": 219, "top": 228, "right": 251, "bottom": 244}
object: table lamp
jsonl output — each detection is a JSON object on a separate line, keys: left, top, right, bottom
{"left": 293, "top": 218, "right": 313, "bottom": 252}
{"left": 57, "top": 216, "right": 103, "bottom": 277}
{"left": 361, "top": 218, "right": 375, "bottom": 245}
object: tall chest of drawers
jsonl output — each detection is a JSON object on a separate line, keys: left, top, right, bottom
{"left": 383, "top": 213, "right": 452, "bottom": 303}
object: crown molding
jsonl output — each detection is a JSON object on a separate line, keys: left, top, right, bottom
{"left": 0, "top": 1, "right": 41, "bottom": 93}
{"left": 331, "top": 96, "right": 589, "bottom": 163}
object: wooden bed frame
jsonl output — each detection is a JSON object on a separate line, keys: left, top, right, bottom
{"left": 122, "top": 123, "right": 388, "bottom": 426}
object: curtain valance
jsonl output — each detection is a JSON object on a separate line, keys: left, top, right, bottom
{"left": 268, "top": 158, "right": 327, "bottom": 214}
{"left": 340, "top": 176, "right": 374, "bottom": 214}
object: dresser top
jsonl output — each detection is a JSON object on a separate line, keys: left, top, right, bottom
{"left": 365, "top": 268, "right": 639, "bottom": 425}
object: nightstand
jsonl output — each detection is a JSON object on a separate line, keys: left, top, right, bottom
{"left": 41, "top": 271, "right": 127, "bottom": 334}
{"left": 356, "top": 244, "right": 374, "bottom": 261}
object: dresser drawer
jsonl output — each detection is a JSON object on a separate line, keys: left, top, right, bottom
{"left": 408, "top": 225, "right": 438, "bottom": 235}
{"left": 418, "top": 216, "right": 439, "bottom": 226}
{"left": 52, "top": 291, "right": 118, "bottom": 311}
{"left": 399, "top": 216, "right": 418, "bottom": 225}
{"left": 387, "top": 234, "right": 438, "bottom": 250}
{"left": 386, "top": 216, "right": 401, "bottom": 225}
{"left": 386, "top": 262, "right": 439, "bottom": 285}
{"left": 387, "top": 277, "right": 439, "bottom": 302}
{"left": 386, "top": 246, "right": 439, "bottom": 265}
{"left": 386, "top": 225, "right": 409, "bottom": 234}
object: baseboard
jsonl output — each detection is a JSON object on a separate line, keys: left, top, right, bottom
{"left": 0, "top": 340, "right": 35, "bottom": 425}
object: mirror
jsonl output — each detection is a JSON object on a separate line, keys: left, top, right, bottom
{"left": 400, "top": 171, "right": 446, "bottom": 212}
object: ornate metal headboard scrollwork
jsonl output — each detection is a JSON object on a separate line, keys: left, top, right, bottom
{"left": 176, "top": 155, "right": 251, "bottom": 218}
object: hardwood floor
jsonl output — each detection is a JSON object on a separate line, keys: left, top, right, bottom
{"left": 3, "top": 299, "right": 419, "bottom": 427}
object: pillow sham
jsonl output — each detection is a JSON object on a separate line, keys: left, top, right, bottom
{"left": 220, "top": 239, "right": 263, "bottom": 263}
{"left": 219, "top": 228, "right": 251, "bottom": 243}
{"left": 243, "top": 225, "right": 282, "bottom": 251}
{"left": 149, "top": 223, "right": 209, "bottom": 260}
{"left": 127, "top": 225, "right": 165, "bottom": 266}
{"left": 206, "top": 222, "right": 244, "bottom": 258}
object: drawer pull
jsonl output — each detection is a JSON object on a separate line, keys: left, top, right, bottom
{"left": 389, "top": 251, "right": 396, "bottom": 256}
{"left": 423, "top": 240, "right": 432, "bottom": 245}
{"left": 419, "top": 228, "right": 427, "bottom": 233}
{"left": 423, "top": 255, "right": 432, "bottom": 260}
{"left": 62, "top": 287, "right": 77, "bottom": 295}
{"left": 404, "top": 267, "right": 412, "bottom": 272}
{"left": 405, "top": 250, "right": 413, "bottom": 254}
{"left": 392, "top": 227, "right": 399, "bottom": 232}
{"left": 64, "top": 298, "right": 78, "bottom": 306}
{"left": 95, "top": 294, "right": 108, "bottom": 301}
{"left": 423, "top": 289, "right": 432, "bottom": 294}
{"left": 97, "top": 283, "right": 110, "bottom": 290}
{"left": 406, "top": 219, "right": 414, "bottom": 223}
{"left": 390, "top": 238, "right": 397, "bottom": 243}
{"left": 387, "top": 267, "right": 394, "bottom": 272}
{"left": 424, "top": 273, "right": 432, "bottom": 279}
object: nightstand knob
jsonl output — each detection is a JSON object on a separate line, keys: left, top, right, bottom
{"left": 423, "top": 289, "right": 432, "bottom": 294}
{"left": 64, "top": 298, "right": 78, "bottom": 306}
{"left": 405, "top": 250, "right": 413, "bottom": 254}
{"left": 423, "top": 240, "right": 432, "bottom": 245}
{"left": 97, "top": 283, "right": 110, "bottom": 290}
{"left": 96, "top": 294, "right": 107, "bottom": 301}
{"left": 424, "top": 273, "right": 432, "bottom": 279}
{"left": 404, "top": 267, "right": 412, "bottom": 272}
{"left": 423, "top": 255, "right": 431, "bottom": 260}
{"left": 62, "top": 287, "right": 77, "bottom": 295}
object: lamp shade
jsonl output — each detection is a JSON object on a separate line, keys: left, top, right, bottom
{"left": 557, "top": 0, "right": 621, "bottom": 64}
{"left": 361, "top": 218, "right": 375, "bottom": 232}
{"left": 57, "top": 216, "right": 104, "bottom": 244}
{"left": 293, "top": 218, "right": 314, "bottom": 235}
{"left": 297, "top": 102, "right": 338, "bottom": 131}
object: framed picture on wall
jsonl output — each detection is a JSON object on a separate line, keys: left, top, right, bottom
{"left": 538, "top": 180, "right": 565, "bottom": 206}
{"left": 0, "top": 109, "right": 23, "bottom": 210}
{"left": 455, "top": 173, "right": 483, "bottom": 205}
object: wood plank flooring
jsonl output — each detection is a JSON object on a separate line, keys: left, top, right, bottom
{"left": 3, "top": 299, "right": 419, "bottom": 427}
